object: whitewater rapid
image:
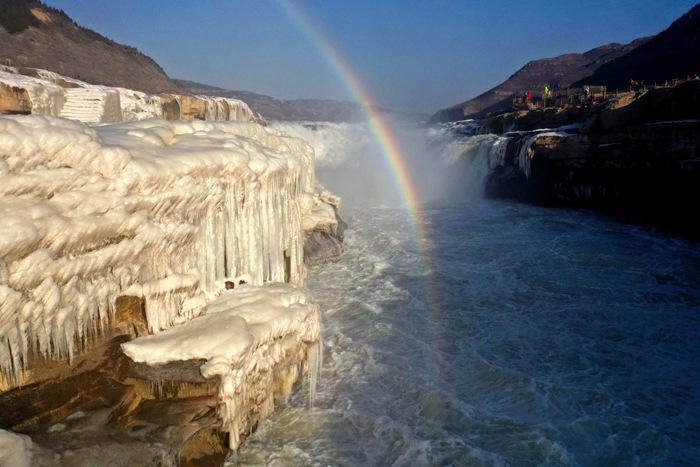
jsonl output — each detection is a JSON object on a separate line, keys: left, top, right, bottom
{"left": 226, "top": 201, "right": 700, "bottom": 466}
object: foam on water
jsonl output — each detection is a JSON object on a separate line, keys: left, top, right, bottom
{"left": 230, "top": 201, "right": 700, "bottom": 466}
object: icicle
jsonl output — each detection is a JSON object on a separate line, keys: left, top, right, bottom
{"left": 0, "top": 115, "right": 321, "bottom": 392}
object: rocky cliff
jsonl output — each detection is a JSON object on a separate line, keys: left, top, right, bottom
{"left": 482, "top": 81, "right": 700, "bottom": 236}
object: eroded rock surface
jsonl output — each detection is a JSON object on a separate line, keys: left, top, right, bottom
{"left": 483, "top": 82, "right": 700, "bottom": 236}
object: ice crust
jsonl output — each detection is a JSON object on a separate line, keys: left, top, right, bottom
{"left": 0, "top": 114, "right": 326, "bottom": 389}
{"left": 0, "top": 66, "right": 257, "bottom": 124}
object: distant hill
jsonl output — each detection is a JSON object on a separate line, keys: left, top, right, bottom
{"left": 175, "top": 79, "right": 370, "bottom": 122}
{"left": 576, "top": 4, "right": 700, "bottom": 89}
{"left": 429, "top": 39, "right": 647, "bottom": 123}
{"left": 0, "top": 0, "right": 180, "bottom": 94}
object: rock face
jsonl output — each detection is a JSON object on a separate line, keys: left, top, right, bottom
{"left": 304, "top": 209, "right": 346, "bottom": 266}
{"left": 303, "top": 188, "right": 346, "bottom": 265}
{"left": 0, "top": 82, "right": 31, "bottom": 114}
{"left": 478, "top": 105, "right": 591, "bottom": 134}
{"left": 483, "top": 81, "right": 700, "bottom": 236}
{"left": 429, "top": 39, "right": 647, "bottom": 123}
{"left": 0, "top": 0, "right": 181, "bottom": 94}
{"left": 178, "top": 95, "right": 208, "bottom": 121}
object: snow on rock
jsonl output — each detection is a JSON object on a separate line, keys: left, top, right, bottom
{"left": 0, "top": 114, "right": 319, "bottom": 389}
{"left": 303, "top": 185, "right": 341, "bottom": 233}
{"left": 121, "top": 282, "right": 321, "bottom": 448}
{"left": 0, "top": 67, "right": 64, "bottom": 116}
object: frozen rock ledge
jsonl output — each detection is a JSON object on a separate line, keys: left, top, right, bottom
{"left": 121, "top": 283, "right": 321, "bottom": 449}
{"left": 0, "top": 114, "right": 339, "bottom": 464}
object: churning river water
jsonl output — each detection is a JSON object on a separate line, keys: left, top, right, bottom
{"left": 229, "top": 200, "right": 700, "bottom": 466}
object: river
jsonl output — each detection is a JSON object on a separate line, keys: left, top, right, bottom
{"left": 230, "top": 197, "right": 700, "bottom": 466}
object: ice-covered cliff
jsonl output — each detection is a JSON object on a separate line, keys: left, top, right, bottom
{"left": 0, "top": 113, "right": 316, "bottom": 381}
{"left": 0, "top": 115, "right": 348, "bottom": 459}
{"left": 0, "top": 114, "right": 341, "bottom": 455}
{"left": 0, "top": 65, "right": 259, "bottom": 124}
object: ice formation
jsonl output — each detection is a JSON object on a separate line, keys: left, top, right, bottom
{"left": 303, "top": 187, "right": 342, "bottom": 232}
{"left": 122, "top": 282, "right": 320, "bottom": 448}
{"left": 0, "top": 65, "right": 257, "bottom": 124}
{"left": 0, "top": 114, "right": 331, "bottom": 390}
{"left": 0, "top": 67, "right": 65, "bottom": 116}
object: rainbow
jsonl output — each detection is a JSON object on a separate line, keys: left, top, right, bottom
{"left": 273, "top": 0, "right": 430, "bottom": 249}
{"left": 274, "top": 0, "right": 446, "bottom": 388}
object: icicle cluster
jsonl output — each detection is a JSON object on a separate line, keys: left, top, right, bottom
{"left": 121, "top": 283, "right": 321, "bottom": 449}
{"left": 0, "top": 115, "right": 317, "bottom": 389}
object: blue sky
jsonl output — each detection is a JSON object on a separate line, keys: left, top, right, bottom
{"left": 45, "top": 0, "right": 698, "bottom": 113}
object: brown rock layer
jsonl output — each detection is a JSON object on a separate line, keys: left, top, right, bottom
{"left": 0, "top": 81, "right": 31, "bottom": 114}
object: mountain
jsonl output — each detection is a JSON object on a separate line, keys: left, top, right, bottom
{"left": 429, "top": 39, "right": 647, "bottom": 123}
{"left": 0, "top": 0, "right": 180, "bottom": 94}
{"left": 175, "top": 79, "right": 369, "bottom": 122}
{"left": 576, "top": 4, "right": 700, "bottom": 89}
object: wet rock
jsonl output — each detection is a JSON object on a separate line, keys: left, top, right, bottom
{"left": 0, "top": 319, "right": 227, "bottom": 465}
{"left": 304, "top": 208, "right": 347, "bottom": 266}
{"left": 179, "top": 428, "right": 228, "bottom": 467}
{"left": 115, "top": 296, "right": 149, "bottom": 337}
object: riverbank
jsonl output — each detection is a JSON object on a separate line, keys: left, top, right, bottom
{"left": 463, "top": 80, "right": 700, "bottom": 237}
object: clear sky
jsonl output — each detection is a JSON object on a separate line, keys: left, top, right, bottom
{"left": 44, "top": 0, "right": 698, "bottom": 113}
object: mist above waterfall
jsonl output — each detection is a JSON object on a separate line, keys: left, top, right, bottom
{"left": 272, "top": 119, "right": 505, "bottom": 209}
